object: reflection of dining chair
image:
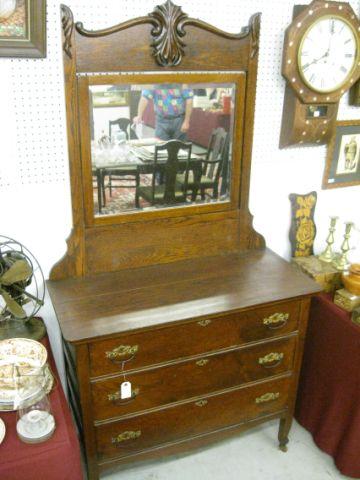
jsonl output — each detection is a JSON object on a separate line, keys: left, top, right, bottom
{"left": 135, "top": 140, "right": 192, "bottom": 208}
{"left": 101, "top": 165, "right": 139, "bottom": 208}
{"left": 177, "top": 127, "right": 228, "bottom": 200}
{"left": 109, "top": 118, "right": 138, "bottom": 141}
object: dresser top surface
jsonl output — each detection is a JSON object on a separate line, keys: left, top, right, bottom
{"left": 47, "top": 248, "right": 320, "bottom": 343}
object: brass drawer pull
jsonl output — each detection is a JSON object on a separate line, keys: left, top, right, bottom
{"left": 195, "top": 400, "right": 208, "bottom": 407}
{"left": 108, "top": 387, "right": 140, "bottom": 403}
{"left": 255, "top": 392, "right": 280, "bottom": 404}
{"left": 111, "top": 430, "right": 141, "bottom": 444}
{"left": 105, "top": 345, "right": 138, "bottom": 362}
{"left": 196, "top": 359, "right": 209, "bottom": 367}
{"left": 258, "top": 352, "right": 284, "bottom": 367}
{"left": 197, "top": 319, "right": 211, "bottom": 327}
{"left": 263, "top": 313, "right": 289, "bottom": 329}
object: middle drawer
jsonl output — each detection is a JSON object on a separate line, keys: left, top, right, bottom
{"left": 91, "top": 335, "right": 296, "bottom": 421}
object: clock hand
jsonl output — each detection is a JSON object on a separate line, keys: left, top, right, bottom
{"left": 325, "top": 21, "right": 336, "bottom": 63}
{"left": 303, "top": 51, "right": 329, "bottom": 70}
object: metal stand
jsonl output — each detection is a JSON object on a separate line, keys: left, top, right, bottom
{"left": 0, "top": 317, "right": 46, "bottom": 341}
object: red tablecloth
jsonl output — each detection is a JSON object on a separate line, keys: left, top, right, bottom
{"left": 295, "top": 293, "right": 360, "bottom": 478}
{"left": 0, "top": 336, "right": 83, "bottom": 480}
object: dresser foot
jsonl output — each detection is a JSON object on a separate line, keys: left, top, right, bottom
{"left": 279, "top": 443, "right": 288, "bottom": 452}
{"left": 278, "top": 417, "right": 291, "bottom": 452}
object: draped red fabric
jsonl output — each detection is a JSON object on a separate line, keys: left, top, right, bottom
{"left": 296, "top": 293, "right": 360, "bottom": 478}
{"left": 0, "top": 335, "right": 83, "bottom": 480}
{"left": 142, "top": 102, "right": 231, "bottom": 149}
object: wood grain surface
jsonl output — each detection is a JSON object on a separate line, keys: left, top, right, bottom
{"left": 91, "top": 336, "right": 296, "bottom": 420}
{"left": 47, "top": 248, "right": 319, "bottom": 343}
{"left": 95, "top": 374, "right": 291, "bottom": 461}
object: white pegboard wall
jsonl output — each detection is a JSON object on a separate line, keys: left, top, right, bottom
{"left": 8, "top": 1, "right": 68, "bottom": 186}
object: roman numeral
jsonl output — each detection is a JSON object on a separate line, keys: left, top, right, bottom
{"left": 340, "top": 66, "right": 347, "bottom": 73}
{"left": 345, "top": 53, "right": 354, "bottom": 58}
{"left": 309, "top": 74, "right": 316, "bottom": 83}
{"left": 344, "top": 39, "right": 352, "bottom": 44}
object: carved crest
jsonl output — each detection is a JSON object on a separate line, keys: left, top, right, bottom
{"left": 149, "top": 0, "right": 188, "bottom": 67}
{"left": 61, "top": 4, "right": 74, "bottom": 58}
{"left": 73, "top": 1, "right": 256, "bottom": 67}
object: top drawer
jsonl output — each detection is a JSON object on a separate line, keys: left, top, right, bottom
{"left": 89, "top": 300, "right": 300, "bottom": 377}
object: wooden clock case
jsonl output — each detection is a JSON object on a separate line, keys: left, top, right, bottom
{"left": 47, "top": 2, "right": 320, "bottom": 478}
{"left": 280, "top": 0, "right": 360, "bottom": 148}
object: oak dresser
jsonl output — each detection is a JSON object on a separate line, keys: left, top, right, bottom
{"left": 48, "top": 250, "right": 319, "bottom": 478}
{"left": 47, "top": 3, "right": 321, "bottom": 478}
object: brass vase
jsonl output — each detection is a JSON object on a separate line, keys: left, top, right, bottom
{"left": 342, "top": 264, "right": 360, "bottom": 296}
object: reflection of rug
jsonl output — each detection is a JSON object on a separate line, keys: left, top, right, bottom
{"left": 0, "top": 0, "right": 26, "bottom": 38}
{"left": 94, "top": 174, "right": 227, "bottom": 216}
{"left": 94, "top": 174, "right": 152, "bottom": 216}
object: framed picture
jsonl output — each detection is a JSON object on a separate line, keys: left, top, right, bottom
{"left": 91, "top": 86, "right": 129, "bottom": 108}
{"left": 323, "top": 120, "right": 360, "bottom": 189}
{"left": 0, "top": 0, "right": 46, "bottom": 58}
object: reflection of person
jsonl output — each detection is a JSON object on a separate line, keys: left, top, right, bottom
{"left": 344, "top": 136, "right": 358, "bottom": 171}
{"left": 133, "top": 85, "right": 193, "bottom": 141}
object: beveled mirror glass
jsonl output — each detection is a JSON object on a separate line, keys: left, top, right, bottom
{"left": 88, "top": 81, "right": 236, "bottom": 216}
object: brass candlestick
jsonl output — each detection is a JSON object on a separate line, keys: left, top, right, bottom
{"left": 319, "top": 216, "right": 338, "bottom": 263}
{"left": 333, "top": 222, "right": 354, "bottom": 271}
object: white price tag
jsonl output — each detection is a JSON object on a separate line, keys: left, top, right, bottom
{"left": 121, "top": 381, "right": 132, "bottom": 400}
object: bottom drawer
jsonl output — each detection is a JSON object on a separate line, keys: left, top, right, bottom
{"left": 96, "top": 375, "right": 291, "bottom": 461}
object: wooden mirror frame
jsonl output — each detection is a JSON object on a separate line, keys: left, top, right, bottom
{"left": 51, "top": 1, "right": 264, "bottom": 280}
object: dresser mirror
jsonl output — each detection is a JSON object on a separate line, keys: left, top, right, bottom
{"left": 53, "top": 1, "right": 262, "bottom": 277}
{"left": 79, "top": 72, "right": 244, "bottom": 221}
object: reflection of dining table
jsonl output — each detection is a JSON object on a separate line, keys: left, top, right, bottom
{"left": 92, "top": 140, "right": 203, "bottom": 213}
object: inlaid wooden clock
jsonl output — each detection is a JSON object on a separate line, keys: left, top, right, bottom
{"left": 280, "top": 0, "right": 360, "bottom": 148}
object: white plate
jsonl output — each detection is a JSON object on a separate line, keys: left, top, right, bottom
{"left": 0, "top": 339, "right": 48, "bottom": 403}
{"left": 0, "top": 364, "right": 54, "bottom": 412}
{"left": 0, "top": 418, "right": 5, "bottom": 444}
{"left": 0, "top": 338, "right": 47, "bottom": 372}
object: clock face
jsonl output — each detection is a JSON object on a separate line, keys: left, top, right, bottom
{"left": 298, "top": 16, "right": 358, "bottom": 93}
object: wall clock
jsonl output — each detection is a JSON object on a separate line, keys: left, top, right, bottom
{"left": 279, "top": 0, "right": 360, "bottom": 148}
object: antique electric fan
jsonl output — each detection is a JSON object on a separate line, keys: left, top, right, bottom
{"left": 0, "top": 236, "right": 45, "bottom": 340}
